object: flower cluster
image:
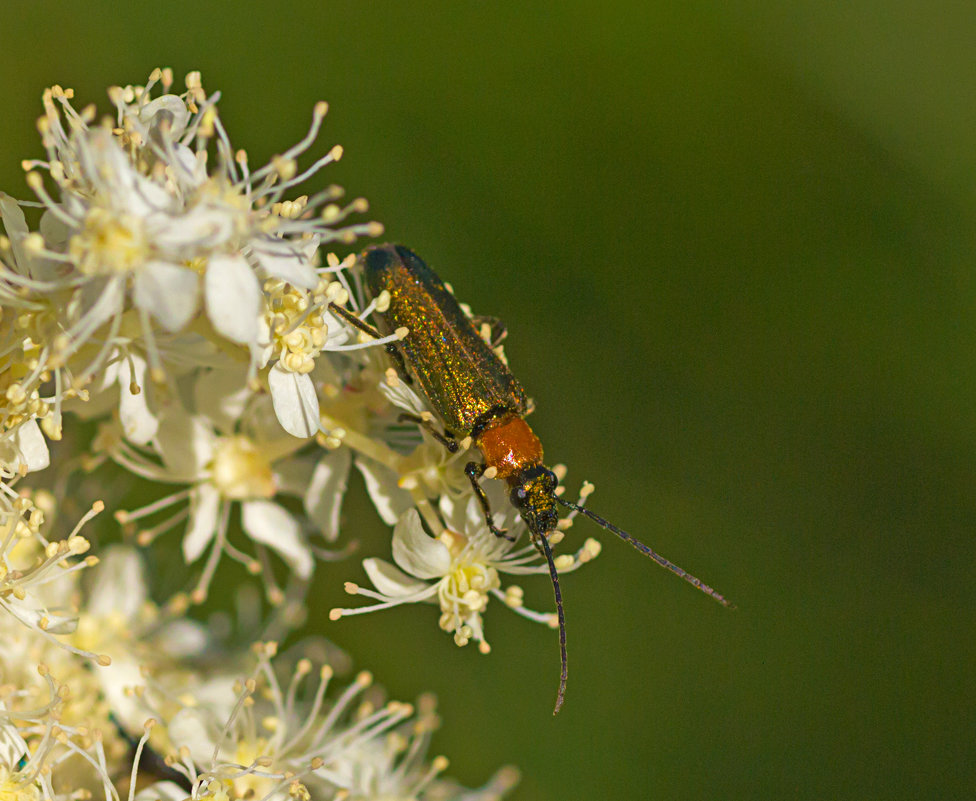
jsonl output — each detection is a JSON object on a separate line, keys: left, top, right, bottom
{"left": 0, "top": 68, "right": 607, "bottom": 798}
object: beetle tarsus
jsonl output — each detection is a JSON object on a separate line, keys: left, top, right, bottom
{"left": 398, "top": 412, "right": 458, "bottom": 452}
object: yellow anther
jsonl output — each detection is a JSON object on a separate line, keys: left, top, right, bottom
{"left": 355, "top": 670, "right": 373, "bottom": 687}
{"left": 554, "top": 554, "right": 574, "bottom": 570}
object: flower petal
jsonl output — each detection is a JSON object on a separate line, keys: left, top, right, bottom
{"left": 167, "top": 708, "right": 218, "bottom": 759}
{"left": 354, "top": 455, "right": 414, "bottom": 527}
{"left": 155, "top": 411, "right": 215, "bottom": 480}
{"left": 86, "top": 546, "right": 146, "bottom": 621}
{"left": 252, "top": 238, "right": 319, "bottom": 289}
{"left": 94, "top": 658, "right": 147, "bottom": 732}
{"left": 0, "top": 193, "right": 32, "bottom": 276}
{"left": 149, "top": 204, "right": 235, "bottom": 252}
{"left": 272, "top": 455, "right": 315, "bottom": 497}
{"left": 363, "top": 557, "right": 432, "bottom": 598}
{"left": 133, "top": 261, "right": 199, "bottom": 332}
{"left": 268, "top": 364, "right": 320, "bottom": 438}
{"left": 204, "top": 254, "right": 260, "bottom": 344}
{"left": 0, "top": 419, "right": 49, "bottom": 474}
{"left": 183, "top": 484, "right": 220, "bottom": 563}
{"left": 155, "top": 620, "right": 209, "bottom": 658}
{"left": 192, "top": 367, "right": 251, "bottom": 435}
{"left": 392, "top": 509, "right": 451, "bottom": 579}
{"left": 303, "top": 447, "right": 351, "bottom": 542}
{"left": 78, "top": 276, "right": 125, "bottom": 334}
{"left": 135, "top": 782, "right": 190, "bottom": 801}
{"left": 117, "top": 354, "right": 159, "bottom": 445}
{"left": 139, "top": 95, "right": 191, "bottom": 140}
{"left": 0, "top": 704, "right": 30, "bottom": 767}
{"left": 241, "top": 499, "right": 314, "bottom": 579}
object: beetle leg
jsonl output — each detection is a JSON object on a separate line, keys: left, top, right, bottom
{"left": 327, "top": 301, "right": 412, "bottom": 383}
{"left": 470, "top": 314, "right": 508, "bottom": 348}
{"left": 397, "top": 412, "right": 459, "bottom": 453}
{"left": 327, "top": 300, "right": 382, "bottom": 338}
{"left": 465, "top": 461, "right": 515, "bottom": 541}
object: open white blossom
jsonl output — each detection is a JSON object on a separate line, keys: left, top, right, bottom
{"left": 0, "top": 488, "right": 108, "bottom": 662}
{"left": 0, "top": 657, "right": 119, "bottom": 801}
{"left": 104, "top": 370, "right": 323, "bottom": 603}
{"left": 146, "top": 643, "right": 518, "bottom": 801}
{"left": 331, "top": 487, "right": 601, "bottom": 653}
{"left": 71, "top": 546, "right": 209, "bottom": 734}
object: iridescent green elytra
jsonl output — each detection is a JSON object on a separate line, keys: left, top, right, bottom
{"left": 362, "top": 243, "right": 528, "bottom": 436}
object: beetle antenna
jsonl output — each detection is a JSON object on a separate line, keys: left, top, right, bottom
{"left": 537, "top": 532, "right": 568, "bottom": 715}
{"left": 553, "top": 497, "right": 735, "bottom": 609}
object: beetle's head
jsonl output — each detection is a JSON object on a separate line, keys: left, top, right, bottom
{"left": 509, "top": 464, "right": 559, "bottom": 537}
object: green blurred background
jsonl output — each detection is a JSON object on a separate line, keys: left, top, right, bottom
{"left": 3, "top": 2, "right": 975, "bottom": 798}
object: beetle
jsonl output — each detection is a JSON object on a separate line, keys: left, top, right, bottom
{"left": 329, "top": 243, "right": 732, "bottom": 713}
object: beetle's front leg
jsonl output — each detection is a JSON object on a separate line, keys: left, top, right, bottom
{"left": 398, "top": 412, "right": 459, "bottom": 453}
{"left": 464, "top": 461, "right": 514, "bottom": 541}
{"left": 327, "top": 301, "right": 412, "bottom": 384}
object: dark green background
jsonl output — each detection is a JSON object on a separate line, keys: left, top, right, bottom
{"left": 4, "top": 3, "right": 974, "bottom": 799}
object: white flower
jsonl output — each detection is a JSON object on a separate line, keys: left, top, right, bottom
{"left": 331, "top": 488, "right": 601, "bottom": 653}
{"left": 0, "top": 490, "right": 108, "bottom": 662}
{"left": 0, "top": 657, "right": 118, "bottom": 800}
{"left": 258, "top": 255, "right": 407, "bottom": 438}
{"left": 148, "top": 643, "right": 517, "bottom": 801}
{"left": 71, "top": 546, "right": 209, "bottom": 733}
{"left": 107, "top": 368, "right": 341, "bottom": 603}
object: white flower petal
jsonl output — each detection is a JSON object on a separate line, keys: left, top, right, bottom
{"left": 139, "top": 95, "right": 191, "bottom": 139}
{"left": 253, "top": 238, "right": 319, "bottom": 289}
{"left": 248, "top": 395, "right": 305, "bottom": 461}
{"left": 354, "top": 455, "right": 415, "bottom": 527}
{"left": 78, "top": 276, "right": 125, "bottom": 334}
{"left": 268, "top": 364, "right": 320, "bottom": 438}
{"left": 167, "top": 708, "right": 218, "bottom": 759}
{"left": 0, "top": 192, "right": 31, "bottom": 276}
{"left": 0, "top": 419, "right": 49, "bottom": 474}
{"left": 272, "top": 456, "right": 315, "bottom": 497}
{"left": 392, "top": 509, "right": 451, "bottom": 579}
{"left": 183, "top": 484, "right": 220, "bottom": 563}
{"left": 155, "top": 411, "right": 215, "bottom": 480}
{"left": 204, "top": 254, "right": 260, "bottom": 344}
{"left": 303, "top": 447, "right": 351, "bottom": 542}
{"left": 149, "top": 204, "right": 236, "bottom": 253}
{"left": 86, "top": 547, "right": 146, "bottom": 621}
{"left": 9, "top": 598, "right": 77, "bottom": 635}
{"left": 154, "top": 620, "right": 209, "bottom": 658}
{"left": 363, "top": 557, "right": 432, "bottom": 598}
{"left": 34, "top": 210, "right": 70, "bottom": 281}
{"left": 378, "top": 374, "right": 428, "bottom": 416}
{"left": 192, "top": 367, "right": 252, "bottom": 435}
{"left": 0, "top": 704, "right": 30, "bottom": 768}
{"left": 135, "top": 782, "right": 191, "bottom": 801}
{"left": 117, "top": 354, "right": 159, "bottom": 445}
{"left": 241, "top": 500, "right": 314, "bottom": 579}
{"left": 133, "top": 261, "right": 199, "bottom": 332}
{"left": 95, "top": 658, "right": 147, "bottom": 731}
